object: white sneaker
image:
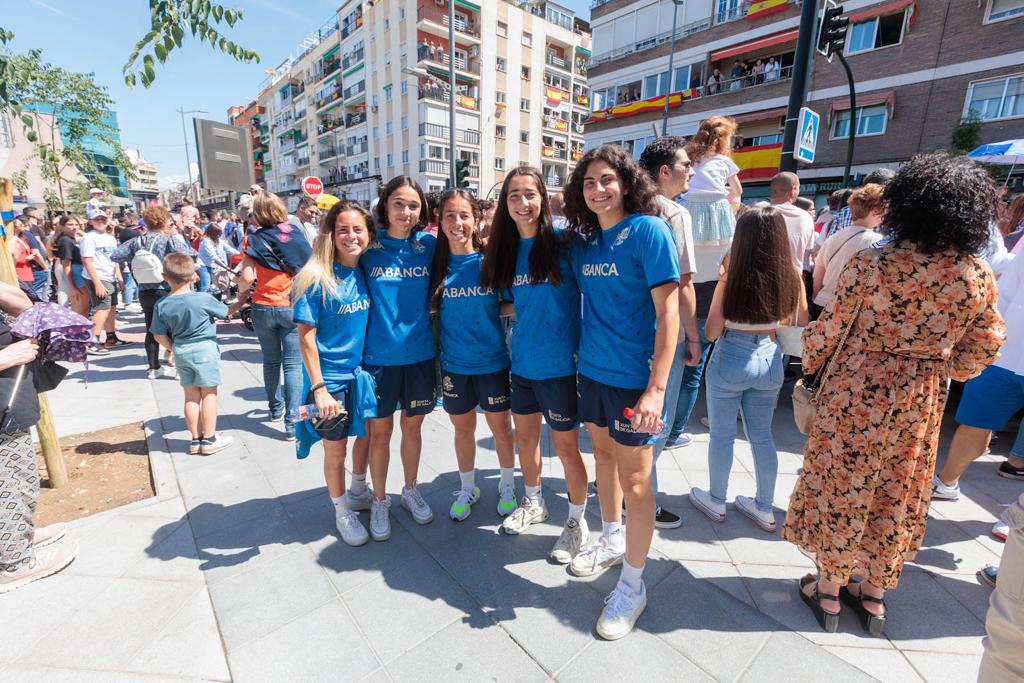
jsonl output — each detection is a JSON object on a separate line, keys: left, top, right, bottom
{"left": 369, "top": 496, "right": 391, "bottom": 541}
{"left": 401, "top": 485, "right": 434, "bottom": 525}
{"left": 0, "top": 541, "right": 79, "bottom": 594}
{"left": 199, "top": 433, "right": 234, "bottom": 456}
{"left": 663, "top": 434, "right": 693, "bottom": 449}
{"left": 497, "top": 482, "right": 518, "bottom": 517}
{"left": 146, "top": 369, "right": 157, "bottom": 380}
{"left": 32, "top": 523, "right": 67, "bottom": 548}
{"left": 931, "top": 474, "right": 960, "bottom": 501}
{"left": 550, "top": 516, "right": 589, "bottom": 564}
{"left": 345, "top": 487, "right": 373, "bottom": 512}
{"left": 597, "top": 580, "right": 647, "bottom": 640}
{"left": 734, "top": 495, "right": 776, "bottom": 532}
{"left": 689, "top": 487, "right": 726, "bottom": 522}
{"left": 336, "top": 510, "right": 369, "bottom": 546}
{"left": 449, "top": 486, "right": 480, "bottom": 522}
{"left": 161, "top": 365, "right": 177, "bottom": 379}
{"left": 569, "top": 535, "right": 625, "bottom": 577}
{"left": 501, "top": 496, "right": 549, "bottom": 535}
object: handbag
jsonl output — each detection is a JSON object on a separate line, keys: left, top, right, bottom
{"left": 776, "top": 325, "right": 804, "bottom": 358}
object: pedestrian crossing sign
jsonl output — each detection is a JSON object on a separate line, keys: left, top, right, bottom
{"left": 796, "top": 107, "right": 820, "bottom": 164}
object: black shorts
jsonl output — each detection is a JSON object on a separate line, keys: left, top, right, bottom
{"left": 510, "top": 373, "right": 578, "bottom": 431}
{"left": 366, "top": 358, "right": 437, "bottom": 418}
{"left": 87, "top": 279, "right": 115, "bottom": 311}
{"left": 442, "top": 368, "right": 511, "bottom": 415}
{"left": 304, "top": 386, "right": 351, "bottom": 441}
{"left": 577, "top": 374, "right": 660, "bottom": 447}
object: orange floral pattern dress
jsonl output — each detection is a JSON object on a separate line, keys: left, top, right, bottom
{"left": 782, "top": 244, "right": 1005, "bottom": 589}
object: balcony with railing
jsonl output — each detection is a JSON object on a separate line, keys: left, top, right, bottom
{"left": 346, "top": 141, "right": 368, "bottom": 156}
{"left": 543, "top": 115, "right": 571, "bottom": 133}
{"left": 343, "top": 80, "right": 366, "bottom": 102}
{"left": 318, "top": 142, "right": 339, "bottom": 160}
{"left": 418, "top": 123, "right": 480, "bottom": 145}
{"left": 417, "top": 4, "right": 480, "bottom": 39}
{"left": 346, "top": 110, "right": 367, "bottom": 127}
{"left": 318, "top": 115, "right": 344, "bottom": 135}
{"left": 418, "top": 85, "right": 479, "bottom": 111}
{"left": 542, "top": 145, "right": 568, "bottom": 160}
{"left": 419, "top": 159, "right": 479, "bottom": 177}
{"left": 545, "top": 51, "right": 570, "bottom": 73}
{"left": 342, "top": 47, "right": 365, "bottom": 71}
{"left": 418, "top": 47, "right": 481, "bottom": 77}
{"left": 295, "top": 154, "right": 310, "bottom": 168}
{"left": 340, "top": 10, "right": 363, "bottom": 40}
{"left": 315, "top": 84, "right": 343, "bottom": 111}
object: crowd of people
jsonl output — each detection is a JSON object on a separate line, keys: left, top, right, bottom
{"left": 3, "top": 119, "right": 1023, "bottom": 671}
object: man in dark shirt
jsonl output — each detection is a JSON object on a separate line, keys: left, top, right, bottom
{"left": 20, "top": 208, "right": 50, "bottom": 300}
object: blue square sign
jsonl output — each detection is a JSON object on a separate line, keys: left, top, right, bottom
{"left": 796, "top": 107, "right": 820, "bottom": 164}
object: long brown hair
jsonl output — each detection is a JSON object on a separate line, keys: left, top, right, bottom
{"left": 480, "top": 167, "right": 567, "bottom": 290}
{"left": 722, "top": 206, "right": 801, "bottom": 325}
{"left": 686, "top": 115, "right": 737, "bottom": 165}
{"left": 563, "top": 144, "right": 659, "bottom": 237}
{"left": 428, "top": 190, "right": 483, "bottom": 313}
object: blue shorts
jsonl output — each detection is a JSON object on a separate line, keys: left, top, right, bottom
{"left": 442, "top": 368, "right": 510, "bottom": 415}
{"left": 71, "top": 264, "right": 87, "bottom": 289}
{"left": 956, "top": 365, "right": 1024, "bottom": 431}
{"left": 510, "top": 373, "right": 578, "bottom": 431}
{"left": 578, "top": 374, "right": 660, "bottom": 447}
{"left": 304, "top": 384, "right": 352, "bottom": 442}
{"left": 366, "top": 358, "right": 436, "bottom": 418}
{"left": 175, "top": 341, "right": 222, "bottom": 388}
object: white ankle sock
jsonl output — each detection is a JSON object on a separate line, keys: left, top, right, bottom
{"left": 602, "top": 520, "right": 624, "bottom": 549}
{"left": 619, "top": 560, "right": 644, "bottom": 593}
{"left": 459, "top": 470, "right": 475, "bottom": 491}
{"left": 567, "top": 501, "right": 586, "bottom": 522}
{"left": 499, "top": 467, "right": 515, "bottom": 490}
{"left": 350, "top": 474, "right": 367, "bottom": 494}
{"left": 525, "top": 484, "right": 542, "bottom": 502}
{"left": 331, "top": 494, "right": 349, "bottom": 514}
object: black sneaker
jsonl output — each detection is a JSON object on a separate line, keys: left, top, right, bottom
{"left": 998, "top": 461, "right": 1024, "bottom": 480}
{"left": 655, "top": 506, "right": 682, "bottom": 529}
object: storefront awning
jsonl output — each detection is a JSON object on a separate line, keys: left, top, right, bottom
{"left": 733, "top": 107, "right": 788, "bottom": 124}
{"left": 710, "top": 28, "right": 798, "bottom": 62}
{"left": 848, "top": 0, "right": 915, "bottom": 23}
{"left": 826, "top": 90, "right": 896, "bottom": 121}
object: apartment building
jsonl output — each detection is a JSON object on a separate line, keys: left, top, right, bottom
{"left": 585, "top": 0, "right": 1024, "bottom": 201}
{"left": 227, "top": 99, "right": 268, "bottom": 186}
{"left": 123, "top": 147, "right": 160, "bottom": 211}
{"left": 254, "top": 0, "right": 591, "bottom": 210}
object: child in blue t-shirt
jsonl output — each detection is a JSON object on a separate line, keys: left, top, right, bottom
{"left": 151, "top": 253, "right": 232, "bottom": 457}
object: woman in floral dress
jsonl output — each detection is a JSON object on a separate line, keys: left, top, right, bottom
{"left": 783, "top": 152, "right": 1006, "bottom": 636}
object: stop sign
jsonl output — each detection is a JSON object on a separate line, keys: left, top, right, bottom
{"left": 302, "top": 176, "right": 324, "bottom": 200}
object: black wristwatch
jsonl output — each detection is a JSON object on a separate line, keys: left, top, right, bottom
{"left": 310, "top": 382, "right": 327, "bottom": 393}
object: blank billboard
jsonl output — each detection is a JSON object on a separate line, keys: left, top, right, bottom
{"left": 193, "top": 118, "right": 253, "bottom": 192}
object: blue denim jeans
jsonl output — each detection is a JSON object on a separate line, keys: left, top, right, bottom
{"left": 121, "top": 266, "right": 136, "bottom": 306}
{"left": 251, "top": 304, "right": 303, "bottom": 423}
{"left": 705, "top": 329, "right": 783, "bottom": 512}
{"left": 667, "top": 318, "right": 712, "bottom": 440}
{"left": 30, "top": 269, "right": 50, "bottom": 302}
{"left": 197, "top": 265, "right": 213, "bottom": 294}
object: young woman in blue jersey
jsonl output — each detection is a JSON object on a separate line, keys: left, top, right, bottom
{"left": 428, "top": 190, "right": 517, "bottom": 522}
{"left": 358, "top": 177, "right": 437, "bottom": 542}
{"left": 480, "top": 167, "right": 590, "bottom": 561}
{"left": 293, "top": 201, "right": 376, "bottom": 547}
{"left": 563, "top": 144, "right": 680, "bottom": 641}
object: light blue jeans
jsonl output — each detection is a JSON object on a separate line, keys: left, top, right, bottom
{"left": 251, "top": 304, "right": 303, "bottom": 424}
{"left": 197, "top": 265, "right": 213, "bottom": 293}
{"left": 705, "top": 329, "right": 784, "bottom": 512}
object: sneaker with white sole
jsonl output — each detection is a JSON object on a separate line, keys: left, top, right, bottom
{"left": 597, "top": 580, "right": 647, "bottom": 640}
{"left": 188, "top": 439, "right": 202, "bottom": 455}
{"left": 161, "top": 365, "right": 177, "bottom": 379}
{"left": 550, "top": 516, "right": 589, "bottom": 564}
{"left": 569, "top": 536, "right": 625, "bottom": 577}
{"left": 199, "top": 433, "right": 234, "bottom": 456}
{"left": 336, "top": 510, "right": 369, "bottom": 546}
{"left": 449, "top": 486, "right": 480, "bottom": 522}
{"left": 999, "top": 461, "right": 1024, "bottom": 480}
{"left": 734, "top": 495, "right": 776, "bottom": 532}
{"left": 689, "top": 487, "right": 726, "bottom": 522}
{"left": 501, "top": 496, "right": 549, "bottom": 535}
{"left": 369, "top": 496, "right": 391, "bottom": 541}
{"left": 32, "top": 523, "right": 67, "bottom": 548}
{"left": 497, "top": 483, "right": 518, "bottom": 517}
{"left": 931, "top": 474, "right": 960, "bottom": 501}
{"left": 401, "top": 485, "right": 434, "bottom": 525}
{"left": 993, "top": 520, "right": 1010, "bottom": 541}
{"left": 663, "top": 434, "right": 693, "bottom": 449}
{"left": 0, "top": 541, "right": 79, "bottom": 594}
{"left": 345, "top": 487, "right": 373, "bottom": 512}
{"left": 655, "top": 507, "right": 682, "bottom": 529}
{"left": 146, "top": 369, "right": 157, "bottom": 380}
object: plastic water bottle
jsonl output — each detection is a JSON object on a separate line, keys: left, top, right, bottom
{"left": 288, "top": 403, "right": 322, "bottom": 422}
{"left": 622, "top": 407, "right": 665, "bottom": 435}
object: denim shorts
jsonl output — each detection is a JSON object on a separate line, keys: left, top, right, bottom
{"left": 174, "top": 341, "right": 222, "bottom": 388}
{"left": 956, "top": 364, "right": 1024, "bottom": 432}
{"left": 71, "top": 264, "right": 87, "bottom": 289}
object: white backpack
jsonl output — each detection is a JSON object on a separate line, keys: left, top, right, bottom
{"left": 131, "top": 235, "right": 164, "bottom": 285}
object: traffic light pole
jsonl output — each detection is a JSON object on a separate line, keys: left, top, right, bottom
{"left": 448, "top": 0, "right": 457, "bottom": 190}
{"left": 836, "top": 51, "right": 857, "bottom": 187}
{"left": 779, "top": 0, "right": 819, "bottom": 172}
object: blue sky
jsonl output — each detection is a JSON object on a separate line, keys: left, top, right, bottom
{"left": 4, "top": 0, "right": 591, "bottom": 189}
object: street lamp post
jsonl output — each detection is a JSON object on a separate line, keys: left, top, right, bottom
{"left": 661, "top": 0, "right": 685, "bottom": 137}
{"left": 402, "top": 61, "right": 458, "bottom": 188}
{"left": 177, "top": 107, "right": 207, "bottom": 204}
{"left": 447, "top": 0, "right": 457, "bottom": 189}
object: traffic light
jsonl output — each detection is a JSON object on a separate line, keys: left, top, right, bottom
{"left": 817, "top": 2, "right": 849, "bottom": 60}
{"left": 455, "top": 158, "right": 470, "bottom": 188}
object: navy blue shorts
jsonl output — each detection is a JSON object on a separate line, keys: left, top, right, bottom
{"left": 577, "top": 374, "right": 659, "bottom": 447}
{"left": 442, "top": 368, "right": 511, "bottom": 414}
{"left": 510, "top": 373, "right": 578, "bottom": 431}
{"left": 366, "top": 358, "right": 436, "bottom": 418}
{"left": 304, "top": 385, "right": 351, "bottom": 441}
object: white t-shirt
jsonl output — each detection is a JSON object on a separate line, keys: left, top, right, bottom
{"left": 655, "top": 194, "right": 697, "bottom": 276}
{"left": 687, "top": 154, "right": 739, "bottom": 196}
{"left": 772, "top": 202, "right": 815, "bottom": 272}
{"left": 994, "top": 252, "right": 1024, "bottom": 375}
{"left": 79, "top": 230, "right": 118, "bottom": 282}
{"left": 813, "top": 225, "right": 882, "bottom": 307}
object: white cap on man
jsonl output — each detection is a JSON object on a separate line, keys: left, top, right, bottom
{"left": 88, "top": 188, "right": 104, "bottom": 196}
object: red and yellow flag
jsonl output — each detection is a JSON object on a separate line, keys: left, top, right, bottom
{"left": 747, "top": 0, "right": 788, "bottom": 20}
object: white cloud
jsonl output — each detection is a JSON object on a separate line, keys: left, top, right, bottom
{"left": 31, "top": 0, "right": 71, "bottom": 18}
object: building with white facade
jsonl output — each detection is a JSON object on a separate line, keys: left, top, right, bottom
{"left": 124, "top": 147, "right": 160, "bottom": 211}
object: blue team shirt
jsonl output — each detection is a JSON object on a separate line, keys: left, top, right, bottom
{"left": 359, "top": 231, "right": 436, "bottom": 366}
{"left": 507, "top": 232, "right": 581, "bottom": 380}
{"left": 293, "top": 263, "right": 371, "bottom": 385}
{"left": 439, "top": 251, "right": 509, "bottom": 375}
{"left": 575, "top": 214, "right": 680, "bottom": 390}
{"left": 150, "top": 292, "right": 228, "bottom": 347}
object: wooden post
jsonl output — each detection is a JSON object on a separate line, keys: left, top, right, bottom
{"left": 0, "top": 178, "right": 68, "bottom": 488}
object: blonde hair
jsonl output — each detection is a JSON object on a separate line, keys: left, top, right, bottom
{"left": 142, "top": 205, "right": 170, "bottom": 231}
{"left": 686, "top": 115, "right": 738, "bottom": 165}
{"left": 292, "top": 201, "right": 375, "bottom": 304}
{"left": 252, "top": 192, "right": 288, "bottom": 227}
{"left": 848, "top": 184, "right": 885, "bottom": 222}
{"left": 162, "top": 252, "right": 196, "bottom": 285}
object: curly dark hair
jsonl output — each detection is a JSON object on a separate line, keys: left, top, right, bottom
{"left": 883, "top": 152, "right": 996, "bottom": 255}
{"left": 563, "top": 144, "right": 659, "bottom": 236}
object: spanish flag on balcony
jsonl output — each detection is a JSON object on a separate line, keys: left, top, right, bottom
{"left": 747, "top": 0, "right": 788, "bottom": 20}
{"left": 543, "top": 146, "right": 556, "bottom": 158}
{"left": 732, "top": 143, "right": 783, "bottom": 181}
{"left": 588, "top": 89, "right": 698, "bottom": 123}
{"left": 546, "top": 88, "right": 563, "bottom": 106}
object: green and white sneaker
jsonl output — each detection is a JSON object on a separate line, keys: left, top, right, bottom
{"left": 449, "top": 486, "right": 480, "bottom": 522}
{"left": 501, "top": 496, "right": 549, "bottom": 535}
{"left": 497, "top": 483, "right": 518, "bottom": 517}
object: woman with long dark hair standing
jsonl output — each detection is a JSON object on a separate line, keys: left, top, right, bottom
{"left": 481, "top": 168, "right": 590, "bottom": 561}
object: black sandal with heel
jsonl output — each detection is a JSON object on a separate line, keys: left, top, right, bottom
{"left": 839, "top": 584, "right": 886, "bottom": 637}
{"left": 799, "top": 574, "right": 840, "bottom": 633}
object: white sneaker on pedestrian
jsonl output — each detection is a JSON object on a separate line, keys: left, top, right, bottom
{"left": 199, "top": 433, "right": 234, "bottom": 456}
{"left": 597, "top": 580, "right": 647, "bottom": 640}
{"left": 401, "top": 485, "right": 434, "bottom": 525}
{"left": 734, "top": 495, "right": 776, "bottom": 532}
{"left": 0, "top": 541, "right": 79, "bottom": 594}
{"left": 501, "top": 496, "right": 549, "bottom": 535}
{"left": 345, "top": 487, "right": 373, "bottom": 512}
{"left": 32, "top": 523, "right": 67, "bottom": 548}
{"left": 146, "top": 369, "right": 157, "bottom": 380}
{"left": 689, "top": 487, "right": 726, "bottom": 522}
{"left": 931, "top": 474, "right": 960, "bottom": 501}
{"left": 570, "top": 536, "right": 625, "bottom": 577}
{"left": 161, "top": 365, "right": 177, "bottom": 379}
{"left": 550, "top": 516, "right": 589, "bottom": 564}
{"left": 336, "top": 510, "right": 369, "bottom": 546}
{"left": 497, "top": 482, "right": 518, "bottom": 517}
{"left": 370, "top": 496, "right": 391, "bottom": 541}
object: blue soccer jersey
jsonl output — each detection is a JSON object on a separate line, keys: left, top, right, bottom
{"left": 439, "top": 251, "right": 509, "bottom": 375}
{"left": 293, "top": 263, "right": 371, "bottom": 385}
